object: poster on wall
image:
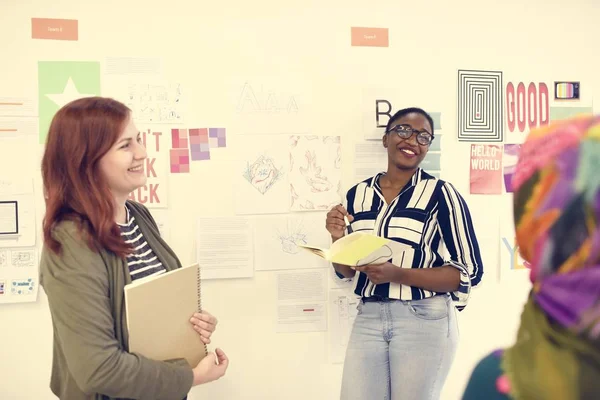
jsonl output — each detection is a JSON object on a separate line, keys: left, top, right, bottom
{"left": 275, "top": 269, "right": 327, "bottom": 333}
{"left": 554, "top": 81, "right": 580, "bottom": 100}
{"left": 0, "top": 247, "right": 39, "bottom": 304}
{"left": 0, "top": 178, "right": 37, "bottom": 248}
{"left": 167, "top": 128, "right": 227, "bottom": 174}
{"left": 350, "top": 27, "right": 389, "bottom": 47}
{"left": 127, "top": 127, "right": 169, "bottom": 208}
{"left": 123, "top": 81, "right": 185, "bottom": 125}
{"left": 233, "top": 134, "right": 342, "bottom": 215}
{"left": 328, "top": 288, "right": 360, "bottom": 363}
{"left": 289, "top": 135, "right": 341, "bottom": 212}
{"left": 234, "top": 134, "right": 291, "bottom": 215}
{"left": 228, "top": 76, "right": 313, "bottom": 135}
{"left": 0, "top": 177, "right": 39, "bottom": 304}
{"left": 504, "top": 77, "right": 592, "bottom": 143}
{"left": 499, "top": 195, "right": 530, "bottom": 282}
{"left": 0, "top": 97, "right": 37, "bottom": 138}
{"left": 457, "top": 69, "right": 504, "bottom": 142}
{"left": 103, "top": 63, "right": 185, "bottom": 125}
{"left": 361, "top": 88, "right": 442, "bottom": 141}
{"left": 38, "top": 61, "right": 101, "bottom": 144}
{"left": 549, "top": 106, "right": 594, "bottom": 122}
{"left": 503, "top": 144, "right": 522, "bottom": 193}
{"left": 31, "top": 18, "right": 78, "bottom": 41}
{"left": 504, "top": 80, "right": 549, "bottom": 144}
{"left": 469, "top": 144, "right": 502, "bottom": 194}
{"left": 196, "top": 217, "right": 254, "bottom": 280}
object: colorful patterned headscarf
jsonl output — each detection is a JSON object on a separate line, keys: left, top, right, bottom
{"left": 503, "top": 114, "right": 600, "bottom": 399}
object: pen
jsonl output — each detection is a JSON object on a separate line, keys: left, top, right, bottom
{"left": 344, "top": 215, "right": 353, "bottom": 234}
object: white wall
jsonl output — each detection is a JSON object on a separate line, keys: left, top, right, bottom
{"left": 1, "top": 0, "right": 598, "bottom": 398}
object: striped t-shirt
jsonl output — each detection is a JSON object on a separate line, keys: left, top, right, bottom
{"left": 339, "top": 168, "right": 484, "bottom": 311}
{"left": 118, "top": 206, "right": 166, "bottom": 282}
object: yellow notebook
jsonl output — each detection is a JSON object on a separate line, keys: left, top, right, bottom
{"left": 299, "top": 231, "right": 393, "bottom": 266}
{"left": 124, "top": 263, "right": 207, "bottom": 367}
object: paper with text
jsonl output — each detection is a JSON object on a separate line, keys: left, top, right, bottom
{"left": 0, "top": 97, "right": 36, "bottom": 117}
{"left": 197, "top": 217, "right": 254, "bottom": 279}
{"left": 0, "top": 118, "right": 37, "bottom": 137}
{"left": 0, "top": 202, "right": 18, "bottom": 234}
{"left": 276, "top": 269, "right": 327, "bottom": 333}
{"left": 0, "top": 178, "right": 36, "bottom": 248}
{"left": 354, "top": 141, "right": 387, "bottom": 182}
{"left": 328, "top": 288, "right": 360, "bottom": 363}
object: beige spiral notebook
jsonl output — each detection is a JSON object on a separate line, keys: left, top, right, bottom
{"left": 124, "top": 263, "right": 207, "bottom": 367}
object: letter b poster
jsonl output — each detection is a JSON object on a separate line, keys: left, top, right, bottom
{"left": 470, "top": 144, "right": 502, "bottom": 194}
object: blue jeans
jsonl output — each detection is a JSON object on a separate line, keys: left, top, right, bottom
{"left": 340, "top": 295, "right": 459, "bottom": 400}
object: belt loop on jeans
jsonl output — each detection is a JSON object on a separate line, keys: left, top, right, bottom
{"left": 362, "top": 295, "right": 393, "bottom": 303}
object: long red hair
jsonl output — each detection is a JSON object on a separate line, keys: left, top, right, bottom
{"left": 41, "top": 96, "right": 132, "bottom": 257}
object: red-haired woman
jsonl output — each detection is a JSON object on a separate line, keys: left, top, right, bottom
{"left": 40, "top": 97, "right": 228, "bottom": 400}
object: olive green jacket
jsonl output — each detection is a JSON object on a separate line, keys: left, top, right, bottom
{"left": 40, "top": 201, "right": 193, "bottom": 400}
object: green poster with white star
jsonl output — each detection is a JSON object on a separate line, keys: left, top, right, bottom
{"left": 38, "top": 61, "right": 101, "bottom": 144}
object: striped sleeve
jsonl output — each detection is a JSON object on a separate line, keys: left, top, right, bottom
{"left": 438, "top": 182, "right": 484, "bottom": 310}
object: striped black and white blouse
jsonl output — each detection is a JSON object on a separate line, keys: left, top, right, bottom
{"left": 118, "top": 206, "right": 166, "bottom": 282}
{"left": 338, "top": 168, "right": 483, "bottom": 311}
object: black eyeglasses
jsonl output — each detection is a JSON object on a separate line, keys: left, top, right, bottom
{"left": 386, "top": 124, "right": 434, "bottom": 146}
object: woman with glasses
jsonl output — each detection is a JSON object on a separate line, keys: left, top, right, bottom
{"left": 326, "top": 107, "right": 484, "bottom": 400}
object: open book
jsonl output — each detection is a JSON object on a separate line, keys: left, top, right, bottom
{"left": 124, "top": 263, "right": 207, "bottom": 367}
{"left": 298, "top": 231, "right": 394, "bottom": 267}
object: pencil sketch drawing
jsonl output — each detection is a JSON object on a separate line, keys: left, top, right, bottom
{"left": 275, "top": 219, "right": 310, "bottom": 254}
{"left": 289, "top": 135, "right": 342, "bottom": 211}
{"left": 11, "top": 249, "right": 36, "bottom": 268}
{"left": 299, "top": 150, "right": 334, "bottom": 193}
{"left": 236, "top": 82, "right": 299, "bottom": 114}
{"left": 243, "top": 155, "right": 284, "bottom": 195}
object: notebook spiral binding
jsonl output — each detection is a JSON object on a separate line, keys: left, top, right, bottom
{"left": 197, "top": 264, "right": 208, "bottom": 353}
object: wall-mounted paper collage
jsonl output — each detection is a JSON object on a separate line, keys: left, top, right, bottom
{"left": 0, "top": 178, "right": 39, "bottom": 304}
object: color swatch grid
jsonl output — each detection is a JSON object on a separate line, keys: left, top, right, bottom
{"left": 189, "top": 128, "right": 210, "bottom": 160}
{"left": 208, "top": 127, "right": 226, "bottom": 148}
{"left": 169, "top": 127, "right": 226, "bottom": 173}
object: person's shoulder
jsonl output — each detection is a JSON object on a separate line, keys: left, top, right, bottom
{"left": 416, "top": 170, "right": 446, "bottom": 192}
{"left": 49, "top": 219, "right": 87, "bottom": 244}
{"left": 462, "top": 349, "right": 509, "bottom": 399}
{"left": 126, "top": 200, "right": 160, "bottom": 232}
{"left": 127, "top": 200, "right": 155, "bottom": 223}
{"left": 346, "top": 173, "right": 381, "bottom": 194}
{"left": 126, "top": 200, "right": 150, "bottom": 216}
{"left": 425, "top": 173, "right": 463, "bottom": 196}
{"left": 40, "top": 219, "right": 104, "bottom": 273}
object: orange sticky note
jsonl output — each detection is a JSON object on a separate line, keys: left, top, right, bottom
{"left": 351, "top": 27, "right": 389, "bottom": 47}
{"left": 31, "top": 18, "right": 78, "bottom": 41}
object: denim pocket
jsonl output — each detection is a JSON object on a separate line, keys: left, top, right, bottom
{"left": 356, "top": 301, "right": 364, "bottom": 315}
{"left": 408, "top": 296, "right": 449, "bottom": 320}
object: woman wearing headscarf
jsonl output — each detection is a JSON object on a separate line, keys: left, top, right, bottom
{"left": 462, "top": 113, "right": 600, "bottom": 399}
